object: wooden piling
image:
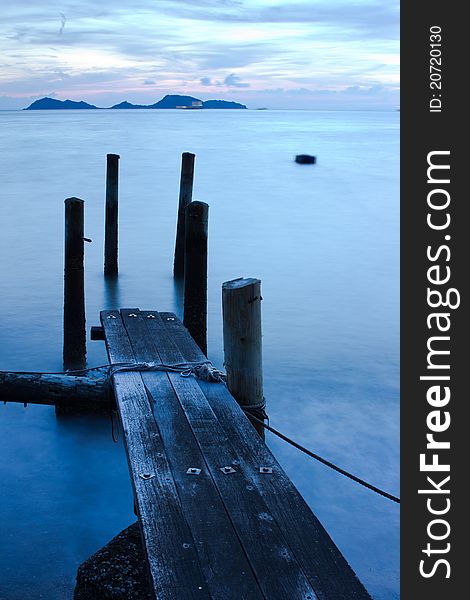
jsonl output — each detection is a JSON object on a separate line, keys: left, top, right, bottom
{"left": 173, "top": 152, "right": 195, "bottom": 278}
{"left": 104, "top": 153, "right": 120, "bottom": 276}
{"left": 183, "top": 201, "right": 208, "bottom": 355}
{"left": 222, "top": 278, "right": 265, "bottom": 437}
{"left": 63, "top": 197, "right": 86, "bottom": 371}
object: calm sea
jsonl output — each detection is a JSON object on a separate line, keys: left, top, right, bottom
{"left": 0, "top": 109, "right": 399, "bottom": 600}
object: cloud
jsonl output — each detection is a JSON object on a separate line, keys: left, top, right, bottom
{"left": 59, "top": 13, "right": 67, "bottom": 36}
{"left": 0, "top": 0, "right": 399, "bottom": 110}
{"left": 224, "top": 73, "right": 250, "bottom": 87}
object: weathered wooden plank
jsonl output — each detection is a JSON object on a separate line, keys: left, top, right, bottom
{"left": 142, "top": 312, "right": 319, "bottom": 600}
{"left": 159, "top": 313, "right": 372, "bottom": 600}
{"left": 120, "top": 309, "right": 264, "bottom": 600}
{"left": 100, "top": 310, "right": 209, "bottom": 600}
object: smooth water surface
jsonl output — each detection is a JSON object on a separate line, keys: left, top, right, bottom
{"left": 0, "top": 109, "right": 399, "bottom": 599}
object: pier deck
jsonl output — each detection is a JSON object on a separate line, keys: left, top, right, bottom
{"left": 101, "top": 308, "right": 371, "bottom": 600}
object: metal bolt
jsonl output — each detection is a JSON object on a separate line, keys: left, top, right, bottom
{"left": 107, "top": 315, "right": 116, "bottom": 319}
{"left": 139, "top": 473, "right": 155, "bottom": 480}
{"left": 259, "top": 467, "right": 273, "bottom": 474}
{"left": 220, "top": 466, "right": 236, "bottom": 474}
{"left": 147, "top": 314, "right": 156, "bottom": 319}
{"left": 166, "top": 317, "right": 175, "bottom": 321}
{"left": 128, "top": 313, "right": 137, "bottom": 318}
{"left": 186, "top": 468, "right": 201, "bottom": 475}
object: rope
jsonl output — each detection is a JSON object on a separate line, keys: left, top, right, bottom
{"left": 106, "top": 361, "right": 226, "bottom": 383}
{"left": 239, "top": 397, "right": 268, "bottom": 422}
{"left": 247, "top": 413, "right": 400, "bottom": 504}
{"left": 110, "top": 409, "right": 120, "bottom": 443}
{"left": 0, "top": 361, "right": 226, "bottom": 384}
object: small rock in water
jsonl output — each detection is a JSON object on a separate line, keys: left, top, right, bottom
{"left": 295, "top": 154, "right": 316, "bottom": 164}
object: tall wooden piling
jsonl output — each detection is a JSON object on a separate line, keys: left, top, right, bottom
{"left": 174, "top": 152, "right": 195, "bottom": 278}
{"left": 222, "top": 278, "right": 265, "bottom": 437}
{"left": 104, "top": 153, "right": 120, "bottom": 276}
{"left": 183, "top": 201, "right": 208, "bottom": 355}
{"left": 63, "top": 197, "right": 86, "bottom": 371}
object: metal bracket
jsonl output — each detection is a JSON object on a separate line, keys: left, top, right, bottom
{"left": 259, "top": 467, "right": 273, "bottom": 474}
{"left": 186, "top": 468, "right": 201, "bottom": 475}
{"left": 220, "top": 466, "right": 236, "bottom": 474}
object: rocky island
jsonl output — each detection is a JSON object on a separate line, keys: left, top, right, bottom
{"left": 25, "top": 94, "right": 247, "bottom": 110}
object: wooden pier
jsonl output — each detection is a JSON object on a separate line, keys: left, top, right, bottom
{"left": 99, "top": 308, "right": 371, "bottom": 600}
{"left": 0, "top": 152, "right": 377, "bottom": 599}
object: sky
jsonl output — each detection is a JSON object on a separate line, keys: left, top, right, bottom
{"left": 0, "top": 0, "right": 399, "bottom": 110}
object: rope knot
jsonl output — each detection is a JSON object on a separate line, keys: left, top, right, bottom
{"left": 191, "top": 363, "right": 227, "bottom": 383}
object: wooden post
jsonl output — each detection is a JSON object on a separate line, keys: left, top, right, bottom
{"left": 104, "top": 153, "right": 120, "bottom": 276}
{"left": 174, "top": 152, "right": 195, "bottom": 278}
{"left": 222, "top": 278, "right": 265, "bottom": 438}
{"left": 183, "top": 201, "right": 208, "bottom": 356}
{"left": 63, "top": 197, "right": 86, "bottom": 371}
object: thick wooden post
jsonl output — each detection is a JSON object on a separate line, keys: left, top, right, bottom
{"left": 222, "top": 278, "right": 265, "bottom": 437}
{"left": 183, "top": 201, "right": 208, "bottom": 356}
{"left": 104, "top": 153, "right": 120, "bottom": 275}
{"left": 174, "top": 152, "right": 195, "bottom": 278}
{"left": 63, "top": 197, "right": 86, "bottom": 371}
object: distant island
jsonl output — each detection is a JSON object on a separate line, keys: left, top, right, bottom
{"left": 24, "top": 95, "right": 247, "bottom": 110}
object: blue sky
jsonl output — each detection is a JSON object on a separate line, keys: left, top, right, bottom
{"left": 0, "top": 0, "right": 399, "bottom": 110}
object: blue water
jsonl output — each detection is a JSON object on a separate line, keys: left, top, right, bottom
{"left": 0, "top": 109, "right": 399, "bottom": 599}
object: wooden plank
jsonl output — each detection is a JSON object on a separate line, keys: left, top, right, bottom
{"left": 141, "top": 312, "right": 319, "bottom": 600}
{"left": 119, "top": 309, "right": 264, "bottom": 600}
{"left": 100, "top": 310, "right": 209, "bottom": 600}
{"left": 159, "top": 313, "right": 372, "bottom": 600}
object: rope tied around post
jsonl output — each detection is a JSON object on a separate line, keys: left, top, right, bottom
{"left": 239, "top": 397, "right": 268, "bottom": 422}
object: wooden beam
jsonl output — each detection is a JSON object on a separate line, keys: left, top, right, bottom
{"left": 90, "top": 325, "right": 105, "bottom": 340}
{"left": 0, "top": 372, "right": 111, "bottom": 407}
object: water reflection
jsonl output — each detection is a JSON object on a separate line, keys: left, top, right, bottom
{"left": 103, "top": 274, "right": 121, "bottom": 310}
{"left": 172, "top": 276, "right": 184, "bottom": 320}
